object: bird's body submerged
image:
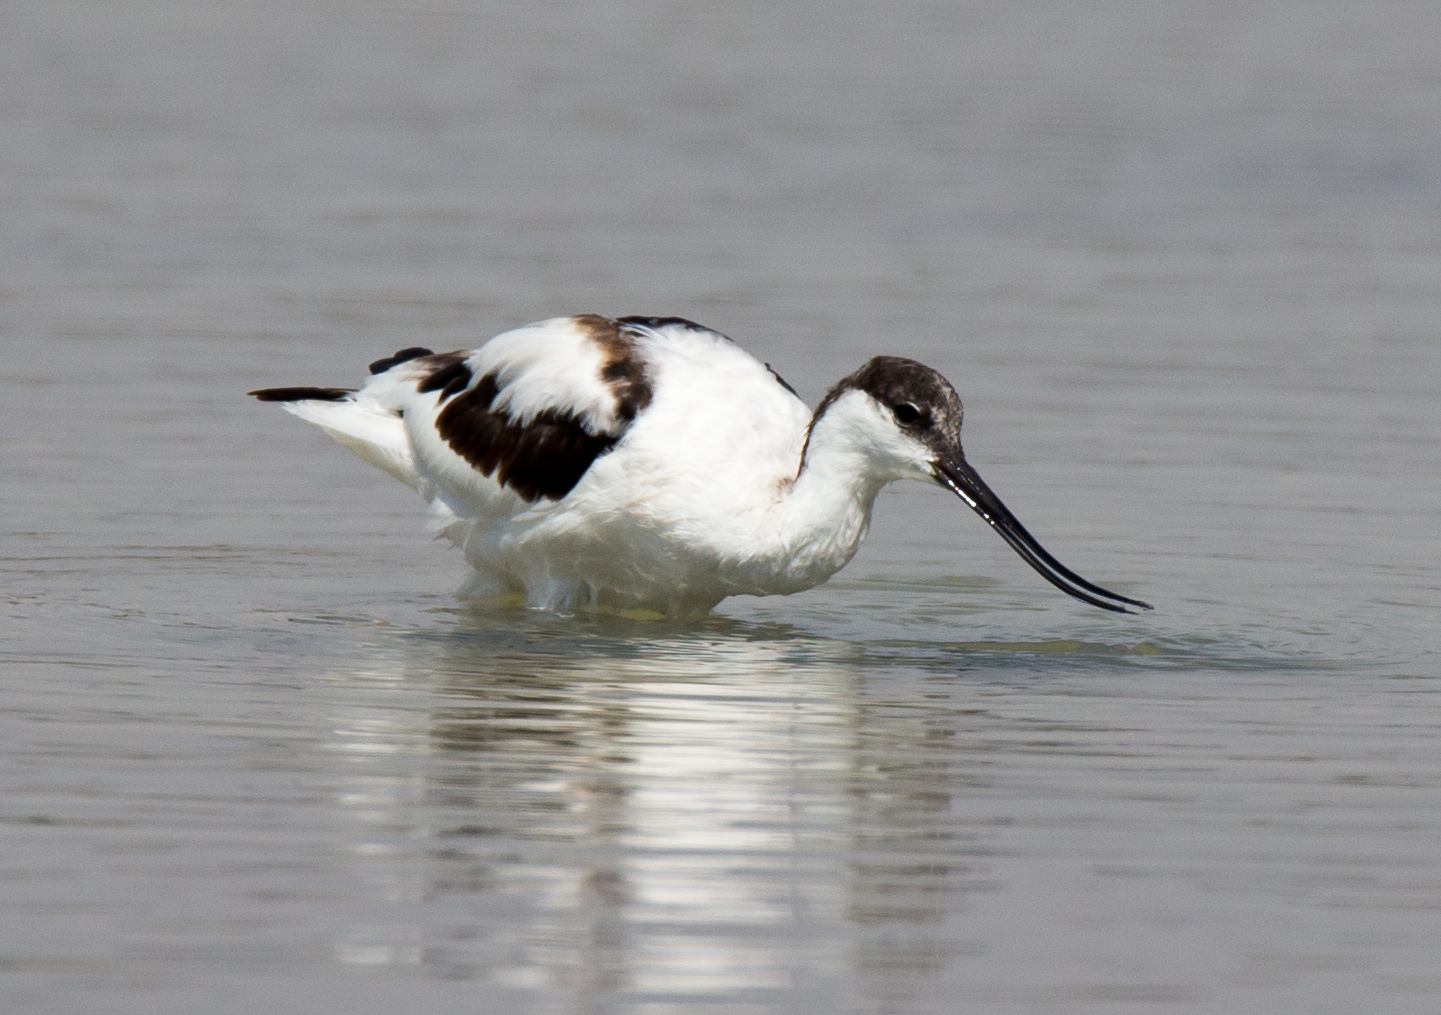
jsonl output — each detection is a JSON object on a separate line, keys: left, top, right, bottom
{"left": 252, "top": 314, "right": 1150, "bottom": 616}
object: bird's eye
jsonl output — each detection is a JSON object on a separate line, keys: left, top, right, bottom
{"left": 891, "top": 402, "right": 924, "bottom": 426}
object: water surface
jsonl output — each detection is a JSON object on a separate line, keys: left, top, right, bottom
{"left": 3, "top": 1, "right": 1441, "bottom": 1012}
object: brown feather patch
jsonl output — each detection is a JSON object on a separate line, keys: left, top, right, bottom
{"left": 428, "top": 317, "right": 657, "bottom": 502}
{"left": 434, "top": 371, "right": 619, "bottom": 503}
{"left": 592, "top": 316, "right": 653, "bottom": 422}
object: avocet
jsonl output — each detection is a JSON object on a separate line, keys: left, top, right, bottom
{"left": 251, "top": 314, "right": 1150, "bottom": 616}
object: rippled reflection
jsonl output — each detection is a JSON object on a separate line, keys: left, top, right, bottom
{"left": 285, "top": 606, "right": 1441, "bottom": 1010}
{"left": 321, "top": 613, "right": 1004, "bottom": 1004}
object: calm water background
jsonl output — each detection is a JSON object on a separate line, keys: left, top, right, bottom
{"left": 4, "top": 1, "right": 1441, "bottom": 1012}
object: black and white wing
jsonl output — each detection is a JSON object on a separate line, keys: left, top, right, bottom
{"left": 250, "top": 314, "right": 654, "bottom": 511}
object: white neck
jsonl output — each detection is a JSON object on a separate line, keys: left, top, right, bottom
{"left": 755, "top": 394, "right": 906, "bottom": 591}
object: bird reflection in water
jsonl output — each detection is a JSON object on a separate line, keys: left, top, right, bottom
{"left": 325, "top": 611, "right": 1003, "bottom": 1004}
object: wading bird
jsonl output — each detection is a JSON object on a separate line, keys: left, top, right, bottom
{"left": 250, "top": 315, "right": 1150, "bottom": 616}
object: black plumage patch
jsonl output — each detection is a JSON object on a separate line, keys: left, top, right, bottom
{"left": 426, "top": 316, "right": 657, "bottom": 502}
{"left": 435, "top": 372, "right": 618, "bottom": 503}
{"left": 811, "top": 356, "right": 960, "bottom": 428}
{"left": 248, "top": 386, "right": 355, "bottom": 402}
{"left": 369, "top": 346, "right": 434, "bottom": 375}
{"left": 416, "top": 352, "right": 473, "bottom": 401}
{"left": 800, "top": 356, "right": 964, "bottom": 470}
{"left": 765, "top": 363, "right": 798, "bottom": 396}
{"left": 848, "top": 357, "right": 960, "bottom": 427}
{"left": 615, "top": 315, "right": 709, "bottom": 333}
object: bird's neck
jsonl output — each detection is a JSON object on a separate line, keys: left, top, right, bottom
{"left": 763, "top": 407, "right": 893, "bottom": 588}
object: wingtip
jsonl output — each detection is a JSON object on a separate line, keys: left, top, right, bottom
{"left": 248, "top": 386, "right": 356, "bottom": 402}
{"left": 368, "top": 347, "right": 435, "bottom": 375}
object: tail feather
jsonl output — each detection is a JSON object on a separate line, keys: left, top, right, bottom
{"left": 248, "top": 386, "right": 356, "bottom": 402}
{"left": 251, "top": 387, "right": 419, "bottom": 490}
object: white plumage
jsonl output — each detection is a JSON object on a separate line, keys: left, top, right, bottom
{"left": 252, "top": 314, "right": 1149, "bottom": 616}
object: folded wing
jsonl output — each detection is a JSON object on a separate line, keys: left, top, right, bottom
{"left": 249, "top": 314, "right": 654, "bottom": 514}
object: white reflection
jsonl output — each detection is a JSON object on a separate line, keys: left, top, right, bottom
{"left": 320, "top": 622, "right": 986, "bottom": 1003}
{"left": 334, "top": 925, "right": 423, "bottom": 968}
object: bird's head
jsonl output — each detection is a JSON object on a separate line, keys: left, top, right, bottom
{"left": 808, "top": 356, "right": 1150, "bottom": 614}
{"left": 810, "top": 355, "right": 965, "bottom": 482}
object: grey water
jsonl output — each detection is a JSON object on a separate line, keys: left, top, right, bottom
{"left": 4, "top": 0, "right": 1441, "bottom": 1012}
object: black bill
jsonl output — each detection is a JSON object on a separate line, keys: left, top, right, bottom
{"left": 934, "top": 457, "right": 1152, "bottom": 614}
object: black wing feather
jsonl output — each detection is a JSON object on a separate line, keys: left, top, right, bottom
{"left": 249, "top": 386, "right": 355, "bottom": 402}
{"left": 434, "top": 372, "right": 619, "bottom": 503}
